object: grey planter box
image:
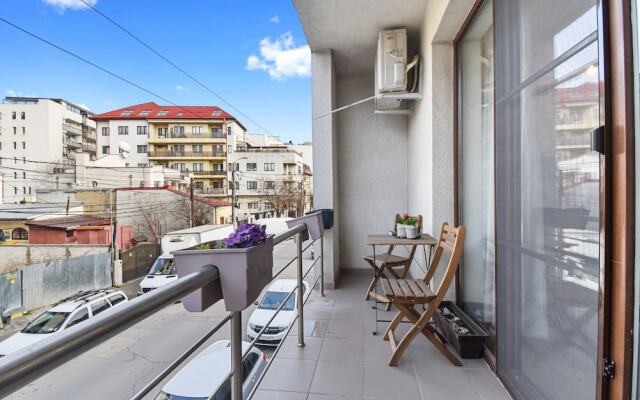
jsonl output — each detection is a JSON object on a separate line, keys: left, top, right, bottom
{"left": 173, "top": 236, "right": 274, "bottom": 312}
{"left": 286, "top": 212, "right": 324, "bottom": 242}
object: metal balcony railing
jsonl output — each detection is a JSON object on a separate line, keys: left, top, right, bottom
{"left": 193, "top": 187, "right": 226, "bottom": 195}
{"left": 0, "top": 221, "right": 325, "bottom": 400}
{"left": 157, "top": 132, "right": 226, "bottom": 139}
{"left": 192, "top": 170, "right": 226, "bottom": 176}
{"left": 148, "top": 151, "right": 226, "bottom": 158}
{"left": 62, "top": 123, "right": 82, "bottom": 135}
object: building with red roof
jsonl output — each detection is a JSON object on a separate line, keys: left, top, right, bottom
{"left": 92, "top": 102, "right": 246, "bottom": 198}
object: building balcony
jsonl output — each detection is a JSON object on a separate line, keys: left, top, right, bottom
{"left": 191, "top": 170, "right": 226, "bottom": 177}
{"left": 62, "top": 123, "right": 82, "bottom": 136}
{"left": 63, "top": 140, "right": 81, "bottom": 149}
{"left": 193, "top": 187, "right": 227, "bottom": 195}
{"left": 147, "top": 151, "right": 227, "bottom": 159}
{"left": 149, "top": 132, "right": 226, "bottom": 142}
{"left": 81, "top": 143, "right": 96, "bottom": 152}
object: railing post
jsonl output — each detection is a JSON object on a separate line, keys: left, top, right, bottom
{"left": 320, "top": 235, "right": 325, "bottom": 296}
{"left": 231, "top": 311, "right": 243, "bottom": 400}
{"left": 297, "top": 231, "right": 305, "bottom": 347}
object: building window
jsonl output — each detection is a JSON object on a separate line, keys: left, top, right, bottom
{"left": 11, "top": 112, "right": 16, "bottom": 120}
{"left": 192, "top": 163, "right": 203, "bottom": 172}
{"left": 136, "top": 145, "right": 148, "bottom": 153}
{"left": 13, "top": 187, "right": 17, "bottom": 195}
{"left": 22, "top": 172, "right": 25, "bottom": 179}
{"left": 173, "top": 126, "right": 185, "bottom": 135}
{"left": 12, "top": 228, "right": 28, "bottom": 240}
{"left": 21, "top": 127, "right": 25, "bottom": 134}
{"left": 192, "top": 126, "right": 202, "bottom": 134}
{"left": 246, "top": 163, "right": 257, "bottom": 171}
{"left": 13, "top": 142, "right": 16, "bottom": 149}
{"left": 192, "top": 144, "right": 203, "bottom": 153}
{"left": 21, "top": 142, "right": 25, "bottom": 149}
{"left": 101, "top": 127, "right": 110, "bottom": 136}
{"left": 227, "top": 145, "right": 232, "bottom": 154}
{"left": 13, "top": 127, "right": 16, "bottom": 135}
{"left": 234, "top": 181, "right": 239, "bottom": 190}
{"left": 248, "top": 202, "right": 259, "bottom": 209}
{"left": 227, "top": 126, "right": 232, "bottom": 135}
{"left": 14, "top": 172, "right": 17, "bottom": 179}
{"left": 137, "top": 126, "right": 148, "bottom": 135}
{"left": 102, "top": 146, "right": 110, "bottom": 154}
{"left": 137, "top": 163, "right": 148, "bottom": 167}
{"left": 247, "top": 181, "right": 257, "bottom": 190}
{"left": 158, "top": 127, "right": 168, "bottom": 137}
{"left": 264, "top": 163, "right": 275, "bottom": 171}
{"left": 213, "top": 163, "right": 224, "bottom": 171}
{"left": 20, "top": 112, "right": 25, "bottom": 120}
{"left": 264, "top": 181, "right": 274, "bottom": 189}
{"left": 118, "top": 126, "right": 128, "bottom": 135}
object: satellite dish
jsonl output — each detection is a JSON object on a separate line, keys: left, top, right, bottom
{"left": 118, "top": 142, "right": 131, "bottom": 158}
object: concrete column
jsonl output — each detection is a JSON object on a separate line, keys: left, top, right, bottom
{"left": 311, "top": 50, "right": 340, "bottom": 288}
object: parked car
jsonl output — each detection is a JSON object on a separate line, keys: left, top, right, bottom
{"left": 0, "top": 289, "right": 128, "bottom": 357}
{"left": 154, "top": 340, "right": 267, "bottom": 400}
{"left": 246, "top": 279, "right": 311, "bottom": 346}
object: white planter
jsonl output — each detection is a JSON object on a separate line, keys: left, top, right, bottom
{"left": 396, "top": 223, "right": 406, "bottom": 238}
{"left": 405, "top": 224, "right": 418, "bottom": 239}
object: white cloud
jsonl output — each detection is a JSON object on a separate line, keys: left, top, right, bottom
{"left": 176, "top": 84, "right": 190, "bottom": 93}
{"left": 42, "top": 0, "right": 97, "bottom": 12}
{"left": 246, "top": 32, "right": 311, "bottom": 81}
{"left": 269, "top": 16, "right": 280, "bottom": 24}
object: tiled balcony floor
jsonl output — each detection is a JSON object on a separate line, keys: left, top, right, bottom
{"left": 254, "top": 274, "right": 511, "bottom": 400}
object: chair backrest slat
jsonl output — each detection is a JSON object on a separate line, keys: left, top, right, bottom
{"left": 422, "top": 222, "right": 466, "bottom": 302}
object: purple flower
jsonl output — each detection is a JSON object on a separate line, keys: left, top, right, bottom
{"left": 225, "top": 224, "right": 267, "bottom": 248}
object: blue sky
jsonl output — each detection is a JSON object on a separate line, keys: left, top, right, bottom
{"left": 0, "top": 0, "right": 311, "bottom": 143}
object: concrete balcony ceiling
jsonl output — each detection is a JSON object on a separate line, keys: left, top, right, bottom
{"left": 293, "top": 0, "right": 426, "bottom": 75}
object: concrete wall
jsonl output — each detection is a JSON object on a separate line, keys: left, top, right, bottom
{"left": 336, "top": 72, "right": 408, "bottom": 271}
{"left": 0, "top": 244, "right": 109, "bottom": 274}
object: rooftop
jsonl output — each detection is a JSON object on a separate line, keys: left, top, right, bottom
{"left": 91, "top": 101, "right": 238, "bottom": 123}
{"left": 25, "top": 215, "right": 109, "bottom": 230}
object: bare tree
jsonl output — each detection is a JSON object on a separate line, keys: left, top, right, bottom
{"left": 137, "top": 199, "right": 168, "bottom": 242}
{"left": 258, "top": 178, "right": 304, "bottom": 217}
{"left": 171, "top": 195, "right": 214, "bottom": 227}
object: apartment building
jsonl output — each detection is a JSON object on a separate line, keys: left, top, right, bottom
{"left": 93, "top": 102, "right": 245, "bottom": 197}
{"left": 0, "top": 96, "right": 96, "bottom": 203}
{"left": 229, "top": 133, "right": 312, "bottom": 223}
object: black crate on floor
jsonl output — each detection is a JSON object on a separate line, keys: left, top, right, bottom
{"left": 434, "top": 301, "right": 488, "bottom": 359}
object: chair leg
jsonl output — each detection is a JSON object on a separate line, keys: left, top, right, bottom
{"left": 363, "top": 258, "right": 380, "bottom": 301}
{"left": 388, "top": 303, "right": 462, "bottom": 367}
{"left": 383, "top": 309, "right": 405, "bottom": 341}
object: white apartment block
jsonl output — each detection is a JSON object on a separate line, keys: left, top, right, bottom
{"left": 229, "top": 133, "right": 311, "bottom": 223}
{"left": 0, "top": 97, "right": 96, "bottom": 203}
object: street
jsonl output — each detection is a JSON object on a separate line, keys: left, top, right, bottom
{"left": 4, "top": 239, "right": 318, "bottom": 400}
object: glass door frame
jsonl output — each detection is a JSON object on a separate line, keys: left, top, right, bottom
{"left": 452, "top": 0, "right": 636, "bottom": 398}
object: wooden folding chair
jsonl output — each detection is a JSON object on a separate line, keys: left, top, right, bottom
{"left": 379, "top": 222, "right": 466, "bottom": 366}
{"left": 363, "top": 214, "right": 423, "bottom": 302}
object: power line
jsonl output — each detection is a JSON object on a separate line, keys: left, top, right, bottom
{"left": 77, "top": 0, "right": 272, "bottom": 135}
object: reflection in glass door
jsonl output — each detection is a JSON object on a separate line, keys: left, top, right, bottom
{"left": 495, "top": 0, "right": 602, "bottom": 399}
{"left": 458, "top": 0, "right": 496, "bottom": 353}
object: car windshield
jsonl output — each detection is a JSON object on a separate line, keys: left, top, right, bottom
{"left": 148, "top": 258, "right": 176, "bottom": 275}
{"left": 21, "top": 311, "right": 70, "bottom": 334}
{"left": 258, "top": 291, "right": 295, "bottom": 311}
{"left": 154, "top": 391, "right": 207, "bottom": 400}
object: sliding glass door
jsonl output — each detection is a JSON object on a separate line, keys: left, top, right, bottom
{"left": 494, "top": 0, "right": 602, "bottom": 399}
{"left": 458, "top": 0, "right": 496, "bottom": 353}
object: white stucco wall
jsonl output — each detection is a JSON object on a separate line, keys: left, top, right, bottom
{"left": 336, "top": 72, "right": 408, "bottom": 271}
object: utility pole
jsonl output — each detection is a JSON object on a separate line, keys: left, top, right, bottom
{"left": 231, "top": 166, "right": 237, "bottom": 228}
{"left": 65, "top": 195, "right": 70, "bottom": 216}
{"left": 189, "top": 182, "right": 194, "bottom": 228}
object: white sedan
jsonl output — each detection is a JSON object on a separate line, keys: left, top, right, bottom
{"left": 246, "top": 279, "right": 310, "bottom": 346}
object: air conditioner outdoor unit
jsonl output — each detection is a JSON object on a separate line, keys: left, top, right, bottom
{"left": 374, "top": 28, "right": 420, "bottom": 112}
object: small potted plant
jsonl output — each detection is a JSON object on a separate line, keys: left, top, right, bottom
{"left": 173, "top": 224, "right": 273, "bottom": 312}
{"left": 404, "top": 216, "right": 419, "bottom": 239}
{"left": 396, "top": 214, "right": 407, "bottom": 238}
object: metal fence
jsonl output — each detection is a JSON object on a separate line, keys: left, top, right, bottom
{"left": 0, "top": 253, "right": 112, "bottom": 313}
{"left": 121, "top": 243, "right": 160, "bottom": 282}
{"left": 0, "top": 272, "right": 22, "bottom": 313}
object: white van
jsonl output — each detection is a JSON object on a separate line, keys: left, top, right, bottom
{"left": 139, "top": 225, "right": 234, "bottom": 295}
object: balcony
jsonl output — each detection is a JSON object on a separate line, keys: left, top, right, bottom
{"left": 62, "top": 123, "right": 82, "bottom": 136}
{"left": 193, "top": 187, "right": 226, "bottom": 195}
{"left": 150, "top": 132, "right": 226, "bottom": 141}
{"left": 147, "top": 151, "right": 226, "bottom": 159}
{"left": 63, "top": 140, "right": 81, "bottom": 149}
{"left": 191, "top": 170, "right": 226, "bottom": 177}
{"left": 81, "top": 143, "right": 96, "bottom": 152}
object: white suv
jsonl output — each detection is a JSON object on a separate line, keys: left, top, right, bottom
{"left": 0, "top": 289, "right": 128, "bottom": 357}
